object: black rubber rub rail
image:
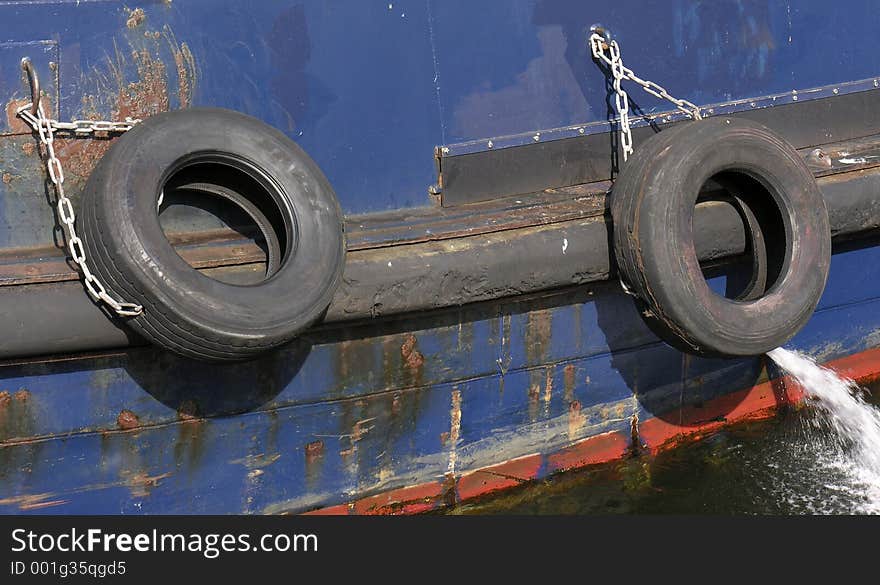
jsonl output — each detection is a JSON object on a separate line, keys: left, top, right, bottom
{"left": 1, "top": 167, "right": 880, "bottom": 360}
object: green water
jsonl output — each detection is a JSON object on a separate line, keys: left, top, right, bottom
{"left": 446, "top": 386, "right": 880, "bottom": 515}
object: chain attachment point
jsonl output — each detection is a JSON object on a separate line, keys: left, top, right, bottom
{"left": 20, "top": 58, "right": 41, "bottom": 116}
{"left": 589, "top": 23, "right": 613, "bottom": 49}
{"left": 16, "top": 60, "right": 143, "bottom": 317}
{"left": 589, "top": 32, "right": 702, "bottom": 162}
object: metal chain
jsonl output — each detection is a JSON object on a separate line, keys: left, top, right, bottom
{"left": 17, "top": 103, "right": 144, "bottom": 317}
{"left": 589, "top": 31, "right": 702, "bottom": 161}
{"left": 49, "top": 117, "right": 141, "bottom": 136}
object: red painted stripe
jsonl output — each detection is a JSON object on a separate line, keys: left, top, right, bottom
{"left": 302, "top": 504, "right": 351, "bottom": 516}
{"left": 456, "top": 453, "right": 543, "bottom": 502}
{"left": 301, "top": 346, "right": 880, "bottom": 515}
{"left": 353, "top": 481, "right": 445, "bottom": 515}
{"left": 826, "top": 347, "right": 880, "bottom": 385}
{"left": 546, "top": 430, "right": 629, "bottom": 473}
{"left": 639, "top": 380, "right": 783, "bottom": 452}
{"left": 641, "top": 348, "right": 880, "bottom": 453}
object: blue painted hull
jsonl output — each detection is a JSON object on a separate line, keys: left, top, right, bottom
{"left": 1, "top": 1, "right": 880, "bottom": 513}
{"left": 1, "top": 237, "right": 879, "bottom": 513}
{"left": 3, "top": 1, "right": 880, "bottom": 224}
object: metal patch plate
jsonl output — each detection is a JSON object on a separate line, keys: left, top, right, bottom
{"left": 438, "top": 80, "right": 880, "bottom": 205}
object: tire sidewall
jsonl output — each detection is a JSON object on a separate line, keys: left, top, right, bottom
{"left": 613, "top": 118, "right": 831, "bottom": 356}
{"left": 82, "top": 108, "right": 346, "bottom": 351}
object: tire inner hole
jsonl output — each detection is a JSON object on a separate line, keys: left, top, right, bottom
{"left": 696, "top": 171, "right": 788, "bottom": 302}
{"left": 158, "top": 161, "right": 288, "bottom": 286}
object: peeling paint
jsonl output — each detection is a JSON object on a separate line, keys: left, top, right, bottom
{"left": 0, "top": 493, "right": 69, "bottom": 511}
{"left": 0, "top": 387, "right": 34, "bottom": 443}
{"left": 447, "top": 388, "right": 462, "bottom": 474}
{"left": 116, "top": 409, "right": 140, "bottom": 431}
{"left": 543, "top": 366, "right": 554, "bottom": 405}
{"left": 177, "top": 399, "right": 199, "bottom": 421}
{"left": 563, "top": 364, "right": 576, "bottom": 403}
{"left": 4, "top": 99, "right": 31, "bottom": 135}
{"left": 350, "top": 418, "right": 374, "bottom": 443}
{"left": 4, "top": 0, "right": 878, "bottom": 516}
{"left": 400, "top": 334, "right": 425, "bottom": 371}
{"left": 168, "top": 35, "right": 196, "bottom": 109}
{"left": 567, "top": 399, "right": 586, "bottom": 439}
{"left": 126, "top": 7, "right": 146, "bottom": 29}
{"left": 305, "top": 440, "right": 324, "bottom": 463}
{"left": 54, "top": 29, "right": 196, "bottom": 188}
{"left": 232, "top": 452, "right": 281, "bottom": 469}
{"left": 525, "top": 311, "right": 553, "bottom": 420}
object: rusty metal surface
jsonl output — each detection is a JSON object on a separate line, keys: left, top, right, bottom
{"left": 0, "top": 230, "right": 265, "bottom": 287}
{"left": 3, "top": 1, "right": 880, "bottom": 514}
{"left": 5, "top": 2, "right": 880, "bottom": 221}
{"left": 344, "top": 183, "right": 608, "bottom": 249}
{"left": 0, "top": 4, "right": 194, "bottom": 250}
{"left": 2, "top": 165, "right": 880, "bottom": 361}
{"left": 2, "top": 236, "right": 880, "bottom": 512}
{"left": 801, "top": 135, "right": 880, "bottom": 176}
{"left": 3, "top": 129, "right": 878, "bottom": 287}
{"left": 0, "top": 183, "right": 609, "bottom": 287}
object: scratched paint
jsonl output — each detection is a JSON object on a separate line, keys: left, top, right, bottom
{"left": 1, "top": 239, "right": 880, "bottom": 512}
{"left": 3, "top": 0, "right": 880, "bottom": 223}
{"left": 0, "top": 8, "right": 196, "bottom": 249}
{"left": 2, "top": 0, "right": 880, "bottom": 514}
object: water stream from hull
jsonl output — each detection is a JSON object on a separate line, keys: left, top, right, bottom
{"left": 767, "top": 347, "right": 880, "bottom": 513}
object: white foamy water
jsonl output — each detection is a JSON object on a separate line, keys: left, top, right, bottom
{"left": 767, "top": 347, "right": 880, "bottom": 514}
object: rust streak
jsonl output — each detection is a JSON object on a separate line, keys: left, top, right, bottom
{"left": 447, "top": 388, "right": 462, "bottom": 473}
{"left": 544, "top": 366, "right": 554, "bottom": 405}
{"left": 563, "top": 364, "right": 576, "bottom": 403}
{"left": 350, "top": 418, "right": 374, "bottom": 443}
{"left": 176, "top": 400, "right": 199, "bottom": 421}
{"left": 568, "top": 399, "right": 586, "bottom": 439}
{"left": 20, "top": 499, "right": 71, "bottom": 511}
{"left": 116, "top": 409, "right": 140, "bottom": 431}
{"left": 4, "top": 99, "right": 31, "bottom": 135}
{"left": 173, "top": 44, "right": 193, "bottom": 107}
{"left": 0, "top": 493, "right": 65, "bottom": 510}
{"left": 126, "top": 8, "right": 146, "bottom": 29}
{"left": 55, "top": 44, "right": 175, "bottom": 183}
{"left": 231, "top": 453, "right": 281, "bottom": 469}
{"left": 305, "top": 440, "right": 324, "bottom": 463}
{"left": 400, "top": 334, "right": 425, "bottom": 370}
{"left": 165, "top": 30, "right": 196, "bottom": 108}
{"left": 117, "top": 48, "right": 170, "bottom": 122}
{"left": 122, "top": 471, "right": 172, "bottom": 498}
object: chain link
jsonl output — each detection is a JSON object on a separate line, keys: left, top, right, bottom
{"left": 589, "top": 32, "right": 702, "bottom": 162}
{"left": 51, "top": 117, "right": 141, "bottom": 136}
{"left": 17, "top": 103, "right": 144, "bottom": 317}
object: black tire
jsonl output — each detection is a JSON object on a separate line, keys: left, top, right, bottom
{"left": 80, "top": 108, "right": 346, "bottom": 361}
{"left": 171, "top": 181, "right": 285, "bottom": 277}
{"left": 611, "top": 117, "right": 831, "bottom": 357}
{"left": 715, "top": 180, "right": 768, "bottom": 302}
